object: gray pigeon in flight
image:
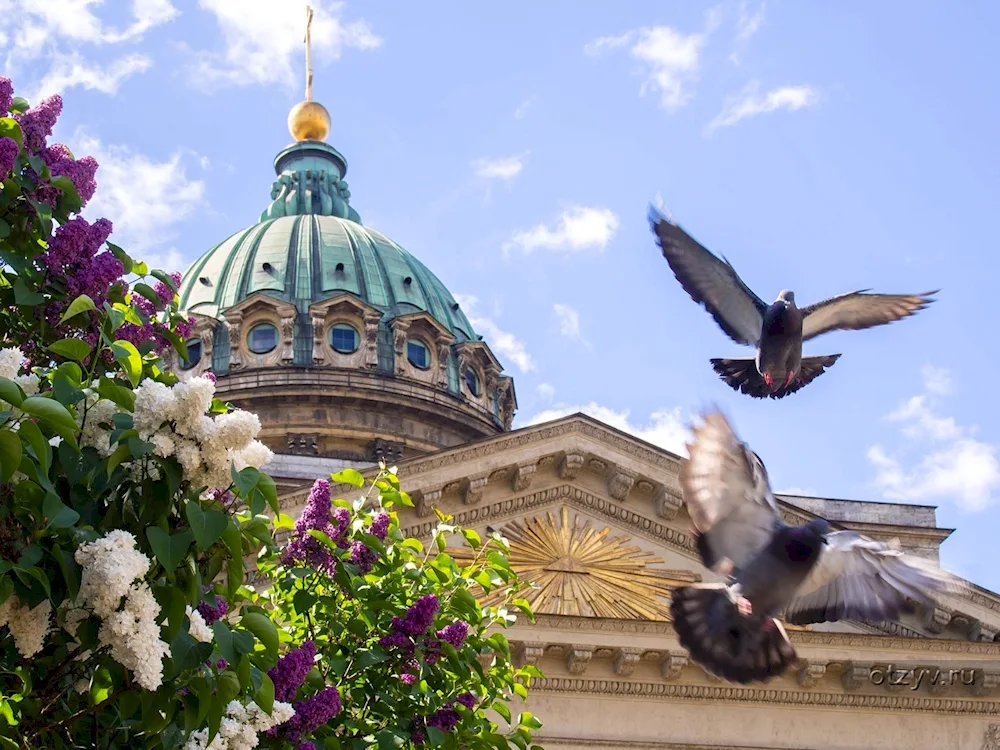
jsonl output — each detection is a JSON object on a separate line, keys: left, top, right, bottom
{"left": 648, "top": 205, "right": 936, "bottom": 399}
{"left": 669, "top": 411, "right": 966, "bottom": 685}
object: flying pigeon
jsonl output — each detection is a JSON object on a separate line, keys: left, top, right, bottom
{"left": 669, "top": 411, "right": 966, "bottom": 685}
{"left": 648, "top": 205, "right": 936, "bottom": 399}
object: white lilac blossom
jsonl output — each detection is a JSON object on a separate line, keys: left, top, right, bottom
{"left": 183, "top": 699, "right": 295, "bottom": 750}
{"left": 0, "top": 595, "right": 51, "bottom": 658}
{"left": 72, "top": 531, "right": 170, "bottom": 690}
{"left": 0, "top": 347, "right": 23, "bottom": 381}
{"left": 186, "top": 605, "right": 214, "bottom": 644}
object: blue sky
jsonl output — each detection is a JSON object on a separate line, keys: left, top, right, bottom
{"left": 5, "top": 0, "right": 998, "bottom": 591}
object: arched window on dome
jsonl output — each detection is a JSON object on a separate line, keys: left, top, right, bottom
{"left": 180, "top": 338, "right": 201, "bottom": 370}
{"left": 406, "top": 339, "right": 430, "bottom": 370}
{"left": 329, "top": 323, "right": 359, "bottom": 354}
{"left": 464, "top": 366, "right": 481, "bottom": 397}
{"left": 247, "top": 322, "right": 278, "bottom": 354}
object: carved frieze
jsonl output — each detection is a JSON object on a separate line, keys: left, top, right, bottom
{"left": 558, "top": 452, "right": 584, "bottom": 480}
{"left": 660, "top": 652, "right": 687, "bottom": 681}
{"left": 925, "top": 606, "right": 953, "bottom": 634}
{"left": 286, "top": 433, "right": 319, "bottom": 456}
{"left": 368, "top": 439, "right": 404, "bottom": 465}
{"left": 608, "top": 467, "right": 637, "bottom": 502}
{"left": 511, "top": 462, "right": 536, "bottom": 492}
{"left": 654, "top": 485, "right": 684, "bottom": 520}
{"left": 462, "top": 473, "right": 489, "bottom": 505}
{"left": 566, "top": 646, "right": 592, "bottom": 674}
{"left": 513, "top": 641, "right": 545, "bottom": 668}
{"left": 797, "top": 663, "right": 826, "bottom": 688}
{"left": 613, "top": 647, "right": 643, "bottom": 677}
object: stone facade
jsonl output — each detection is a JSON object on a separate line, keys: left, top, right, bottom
{"left": 268, "top": 413, "right": 1000, "bottom": 750}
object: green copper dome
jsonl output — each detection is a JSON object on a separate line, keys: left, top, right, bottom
{"left": 178, "top": 141, "right": 478, "bottom": 343}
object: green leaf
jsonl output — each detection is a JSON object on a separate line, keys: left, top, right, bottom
{"left": 0, "top": 379, "right": 23, "bottom": 410}
{"left": 256, "top": 473, "right": 279, "bottom": 514}
{"left": 241, "top": 612, "right": 278, "bottom": 659}
{"left": 12, "top": 278, "right": 44, "bottom": 306}
{"left": 151, "top": 269, "right": 179, "bottom": 293}
{"left": 217, "top": 672, "right": 241, "bottom": 706}
{"left": 426, "top": 727, "right": 446, "bottom": 747}
{"left": 146, "top": 527, "right": 194, "bottom": 572}
{"left": 132, "top": 260, "right": 149, "bottom": 275}
{"left": 0, "top": 218, "right": 9, "bottom": 240}
{"left": 50, "top": 175, "right": 82, "bottom": 215}
{"left": 107, "top": 242, "right": 133, "bottom": 275}
{"left": 518, "top": 712, "right": 542, "bottom": 730}
{"left": 110, "top": 341, "right": 142, "bottom": 387}
{"left": 0, "top": 118, "right": 23, "bottom": 149}
{"left": 331, "top": 468, "right": 365, "bottom": 488}
{"left": 462, "top": 528, "right": 483, "bottom": 549}
{"left": 492, "top": 700, "right": 512, "bottom": 723}
{"left": 43, "top": 493, "right": 80, "bottom": 529}
{"left": 106, "top": 443, "right": 132, "bottom": 477}
{"left": 376, "top": 730, "right": 407, "bottom": 750}
{"left": 153, "top": 584, "right": 187, "bottom": 642}
{"left": 255, "top": 673, "right": 275, "bottom": 715}
{"left": 19, "top": 397, "right": 79, "bottom": 450}
{"left": 89, "top": 665, "right": 113, "bottom": 706}
{"left": 513, "top": 682, "right": 528, "bottom": 699}
{"left": 357, "top": 648, "right": 389, "bottom": 669}
{"left": 59, "top": 294, "right": 96, "bottom": 324}
{"left": 0, "top": 432, "right": 21, "bottom": 484}
{"left": 97, "top": 377, "right": 135, "bottom": 412}
{"left": 48, "top": 338, "right": 92, "bottom": 362}
{"left": 231, "top": 465, "right": 260, "bottom": 498}
{"left": 133, "top": 282, "right": 164, "bottom": 310}
{"left": 170, "top": 630, "right": 213, "bottom": 673}
{"left": 272, "top": 512, "right": 295, "bottom": 531}
{"left": 213, "top": 621, "right": 236, "bottom": 664}
{"left": 185, "top": 500, "right": 228, "bottom": 550}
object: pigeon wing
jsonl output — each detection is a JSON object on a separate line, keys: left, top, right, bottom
{"left": 680, "top": 411, "right": 781, "bottom": 574}
{"left": 799, "top": 290, "right": 937, "bottom": 342}
{"left": 649, "top": 205, "right": 768, "bottom": 347}
{"left": 782, "top": 530, "right": 967, "bottom": 625}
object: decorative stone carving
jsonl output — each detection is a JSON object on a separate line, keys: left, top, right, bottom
{"left": 310, "top": 315, "right": 325, "bottom": 364}
{"left": 412, "top": 487, "right": 441, "bottom": 518}
{"left": 368, "top": 439, "right": 404, "bottom": 465}
{"left": 984, "top": 724, "right": 1000, "bottom": 750}
{"left": 925, "top": 606, "right": 953, "bottom": 634}
{"left": 225, "top": 318, "right": 242, "bottom": 370}
{"left": 511, "top": 462, "right": 536, "bottom": 492}
{"left": 972, "top": 671, "right": 1000, "bottom": 697}
{"left": 613, "top": 647, "right": 643, "bottom": 677}
{"left": 588, "top": 458, "right": 608, "bottom": 475}
{"left": 566, "top": 646, "right": 592, "bottom": 674}
{"left": 436, "top": 342, "right": 451, "bottom": 388}
{"left": 279, "top": 315, "right": 295, "bottom": 364}
{"left": 608, "top": 467, "right": 637, "bottom": 502}
{"left": 286, "top": 433, "right": 319, "bottom": 456}
{"left": 970, "top": 621, "right": 999, "bottom": 642}
{"left": 558, "top": 452, "right": 585, "bottom": 480}
{"left": 797, "top": 663, "right": 826, "bottom": 688}
{"left": 392, "top": 321, "right": 410, "bottom": 375}
{"left": 842, "top": 662, "right": 872, "bottom": 691}
{"left": 496, "top": 378, "right": 515, "bottom": 431}
{"left": 462, "top": 473, "right": 489, "bottom": 505}
{"left": 514, "top": 642, "right": 545, "bottom": 668}
{"left": 363, "top": 314, "right": 380, "bottom": 370}
{"left": 659, "top": 652, "right": 687, "bottom": 681}
{"left": 654, "top": 485, "right": 684, "bottom": 520}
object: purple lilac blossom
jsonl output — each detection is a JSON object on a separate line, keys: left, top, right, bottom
{"left": 436, "top": 621, "right": 469, "bottom": 649}
{"left": 280, "top": 686, "right": 342, "bottom": 744}
{"left": 296, "top": 744, "right": 316, "bottom": 750}
{"left": 15, "top": 94, "right": 61, "bottom": 153}
{"left": 281, "top": 479, "right": 343, "bottom": 573}
{"left": 369, "top": 511, "right": 390, "bottom": 540}
{"left": 0, "top": 77, "right": 12, "bottom": 114}
{"left": 400, "top": 594, "right": 439, "bottom": 636}
{"left": 410, "top": 717, "right": 426, "bottom": 745}
{"left": 424, "top": 638, "right": 442, "bottom": 665}
{"left": 348, "top": 540, "right": 376, "bottom": 574}
{"left": 41, "top": 143, "right": 98, "bottom": 204}
{"left": 196, "top": 594, "right": 229, "bottom": 625}
{"left": 399, "top": 672, "right": 417, "bottom": 685}
{"left": 268, "top": 640, "right": 317, "bottom": 702}
{"left": 456, "top": 692, "right": 476, "bottom": 709}
{"left": 215, "top": 658, "right": 228, "bottom": 670}
{"left": 0, "top": 137, "right": 18, "bottom": 176}
{"left": 202, "top": 371, "right": 217, "bottom": 383}
{"left": 427, "top": 707, "right": 461, "bottom": 732}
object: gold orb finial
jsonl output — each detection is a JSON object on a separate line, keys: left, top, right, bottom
{"left": 288, "top": 100, "right": 331, "bottom": 142}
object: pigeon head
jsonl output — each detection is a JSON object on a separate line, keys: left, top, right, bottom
{"left": 776, "top": 289, "right": 796, "bottom": 305}
{"left": 783, "top": 521, "right": 829, "bottom": 562}
{"left": 804, "top": 518, "right": 832, "bottom": 543}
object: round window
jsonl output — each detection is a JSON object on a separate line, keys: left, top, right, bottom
{"left": 464, "top": 367, "right": 481, "bottom": 396}
{"left": 180, "top": 338, "right": 201, "bottom": 370}
{"left": 247, "top": 322, "right": 278, "bottom": 354}
{"left": 329, "top": 323, "right": 359, "bottom": 354}
{"left": 406, "top": 339, "right": 430, "bottom": 370}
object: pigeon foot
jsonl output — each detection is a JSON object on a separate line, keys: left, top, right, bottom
{"left": 783, "top": 371, "right": 795, "bottom": 388}
{"left": 736, "top": 596, "right": 753, "bottom": 617}
{"left": 763, "top": 371, "right": 774, "bottom": 388}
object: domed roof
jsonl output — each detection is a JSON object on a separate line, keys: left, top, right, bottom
{"left": 178, "top": 141, "right": 478, "bottom": 343}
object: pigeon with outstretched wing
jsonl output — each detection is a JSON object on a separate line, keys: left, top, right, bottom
{"left": 669, "top": 411, "right": 966, "bottom": 685}
{"left": 649, "top": 206, "right": 936, "bottom": 399}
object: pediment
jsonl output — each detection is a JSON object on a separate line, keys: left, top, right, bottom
{"left": 222, "top": 291, "right": 297, "bottom": 321}
{"left": 309, "top": 292, "right": 382, "bottom": 321}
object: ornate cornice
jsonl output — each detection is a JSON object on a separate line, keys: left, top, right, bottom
{"left": 531, "top": 677, "right": 1000, "bottom": 715}
{"left": 537, "top": 740, "right": 800, "bottom": 750}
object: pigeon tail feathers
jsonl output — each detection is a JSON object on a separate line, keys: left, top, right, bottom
{"left": 709, "top": 355, "right": 842, "bottom": 399}
{"left": 670, "top": 583, "right": 797, "bottom": 684}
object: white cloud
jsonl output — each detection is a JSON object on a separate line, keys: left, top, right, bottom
{"left": 471, "top": 152, "right": 528, "bottom": 182}
{"left": 585, "top": 9, "right": 720, "bottom": 111}
{"left": 524, "top": 402, "right": 690, "bottom": 456}
{"left": 31, "top": 52, "right": 152, "bottom": 100}
{"left": 867, "top": 367, "right": 1000, "bottom": 512}
{"left": 186, "top": 0, "right": 381, "bottom": 91}
{"left": 1, "top": 0, "right": 176, "bottom": 96}
{"left": 453, "top": 294, "right": 535, "bottom": 374}
{"left": 504, "top": 206, "right": 619, "bottom": 255}
{"left": 705, "top": 80, "right": 818, "bottom": 135}
{"left": 513, "top": 96, "right": 537, "bottom": 120}
{"left": 552, "top": 303, "right": 591, "bottom": 350}
{"left": 536, "top": 383, "right": 556, "bottom": 402}
{"left": 729, "top": 0, "right": 765, "bottom": 63}
{"left": 74, "top": 131, "right": 206, "bottom": 271}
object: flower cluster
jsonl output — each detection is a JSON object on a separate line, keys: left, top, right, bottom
{"left": 369, "top": 511, "right": 390, "bottom": 540}
{"left": 69, "top": 530, "right": 170, "bottom": 690}
{"left": 186, "top": 605, "right": 214, "bottom": 644}
{"left": 116, "top": 271, "right": 194, "bottom": 355}
{"left": 0, "top": 594, "right": 51, "bottom": 658}
{"left": 14, "top": 93, "right": 61, "bottom": 153}
{"left": 183, "top": 699, "right": 295, "bottom": 750}
{"left": 86, "top": 374, "right": 276, "bottom": 489}
{"left": 281, "top": 479, "right": 352, "bottom": 574}
{"left": 268, "top": 640, "right": 316, "bottom": 702}
{"left": 196, "top": 590, "right": 230, "bottom": 625}
{"left": 269, "top": 687, "right": 342, "bottom": 745}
